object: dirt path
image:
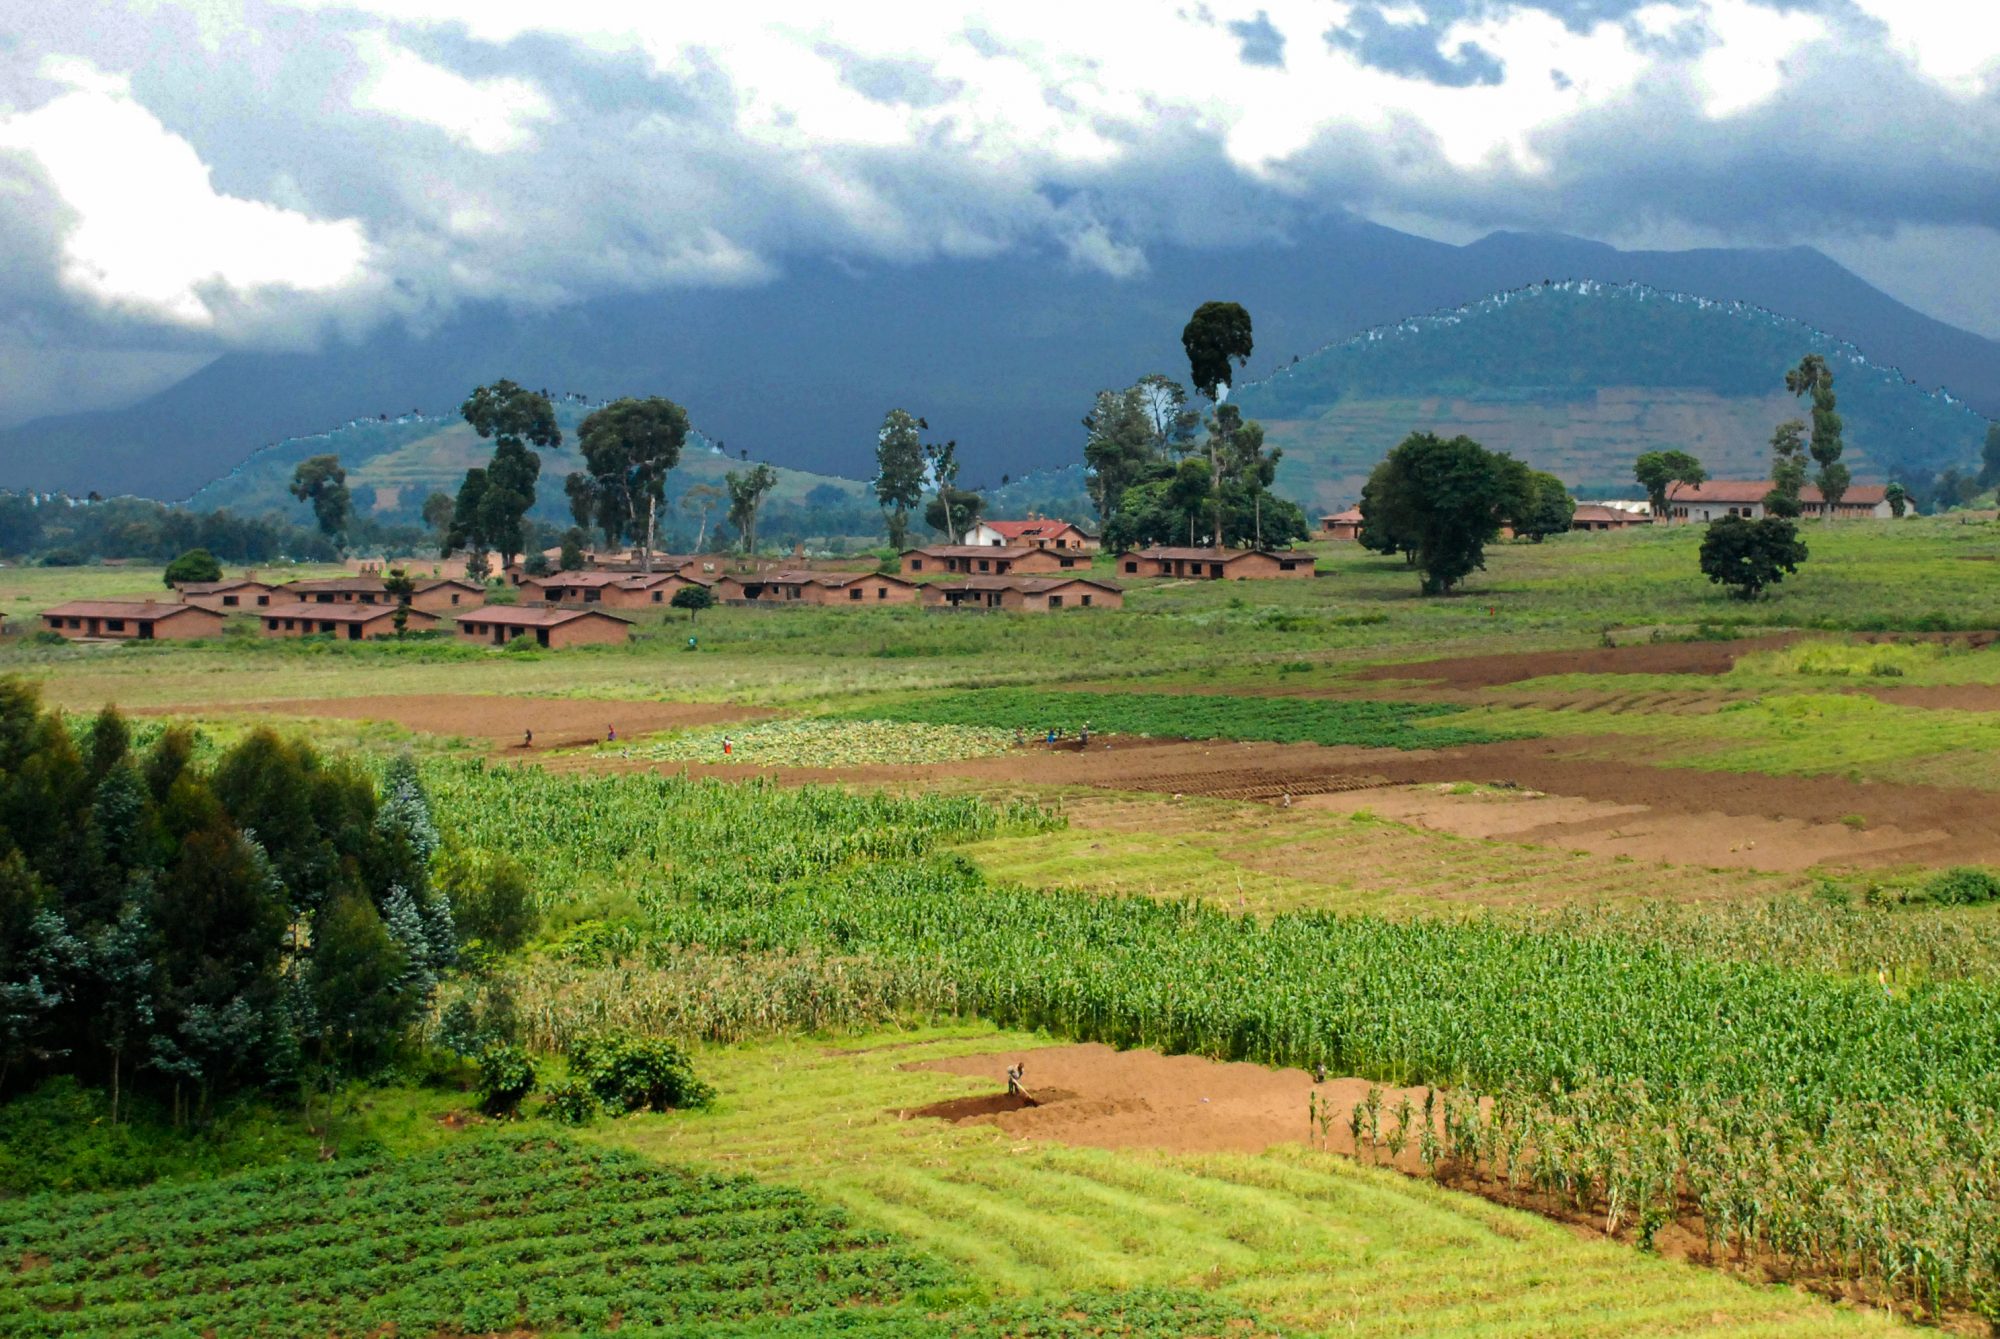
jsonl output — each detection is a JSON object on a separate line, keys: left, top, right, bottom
{"left": 138, "top": 694, "right": 774, "bottom": 750}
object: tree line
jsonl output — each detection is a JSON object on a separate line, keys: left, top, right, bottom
{"left": 0, "top": 680, "right": 523, "bottom": 1122}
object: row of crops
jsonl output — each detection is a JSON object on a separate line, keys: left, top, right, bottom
{"left": 645, "top": 857, "right": 2000, "bottom": 1320}
{"left": 417, "top": 757, "right": 1058, "bottom": 908}
{"left": 839, "top": 688, "right": 1518, "bottom": 749}
{"left": 0, "top": 1132, "right": 1260, "bottom": 1338}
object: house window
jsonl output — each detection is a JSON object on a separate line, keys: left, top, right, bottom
{"left": 1081, "top": 595, "right": 1092, "bottom": 607}
{"left": 910, "top": 559, "right": 923, "bottom": 571}
{"left": 451, "top": 594, "right": 461, "bottom": 605}
{"left": 585, "top": 590, "right": 601, "bottom": 602}
{"left": 107, "top": 619, "right": 126, "bottom": 632}
{"left": 849, "top": 587, "right": 862, "bottom": 601}
{"left": 653, "top": 591, "right": 663, "bottom": 602}
{"left": 877, "top": 587, "right": 888, "bottom": 599}
{"left": 1049, "top": 595, "right": 1064, "bottom": 608}
{"left": 1124, "top": 562, "right": 1137, "bottom": 573}
{"left": 321, "top": 622, "right": 335, "bottom": 634}
{"left": 67, "top": 618, "right": 80, "bottom": 629}
{"left": 977, "top": 560, "right": 990, "bottom": 572}
{"left": 1210, "top": 564, "right": 1223, "bottom": 577}
{"left": 1059, "top": 557, "right": 1076, "bottom": 568}
{"left": 223, "top": 595, "right": 239, "bottom": 607}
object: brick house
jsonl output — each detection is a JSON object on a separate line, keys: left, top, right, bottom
{"left": 518, "top": 571, "right": 712, "bottom": 610}
{"left": 1114, "top": 547, "right": 1315, "bottom": 579}
{"left": 258, "top": 601, "right": 440, "bottom": 640}
{"left": 1318, "top": 508, "right": 1363, "bottom": 541}
{"left": 920, "top": 576, "right": 1124, "bottom": 611}
{"left": 713, "top": 570, "right": 921, "bottom": 606}
{"left": 40, "top": 600, "right": 226, "bottom": 641}
{"left": 899, "top": 545, "right": 1086, "bottom": 577}
{"left": 174, "top": 578, "right": 279, "bottom": 611}
{"left": 454, "top": 605, "right": 634, "bottom": 648}
{"left": 273, "top": 575, "right": 481, "bottom": 612}
{"left": 1570, "top": 504, "right": 1655, "bottom": 532}
{"left": 1661, "top": 482, "right": 1899, "bottom": 523}
{"left": 965, "top": 519, "right": 1100, "bottom": 552}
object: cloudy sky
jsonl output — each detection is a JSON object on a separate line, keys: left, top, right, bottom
{"left": 2, "top": 0, "right": 1998, "bottom": 425}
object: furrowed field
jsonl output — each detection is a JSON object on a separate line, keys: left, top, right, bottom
{"left": 7, "top": 518, "right": 2000, "bottom": 1336}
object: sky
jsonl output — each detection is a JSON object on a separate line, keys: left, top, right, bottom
{"left": 2, "top": 0, "right": 1998, "bottom": 426}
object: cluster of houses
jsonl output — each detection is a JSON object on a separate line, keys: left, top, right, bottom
{"left": 1317, "top": 482, "right": 1902, "bottom": 538}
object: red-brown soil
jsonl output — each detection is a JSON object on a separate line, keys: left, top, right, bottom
{"left": 138, "top": 694, "right": 773, "bottom": 750}
{"left": 1349, "top": 635, "right": 1803, "bottom": 687}
{"left": 903, "top": 1042, "right": 1435, "bottom": 1166}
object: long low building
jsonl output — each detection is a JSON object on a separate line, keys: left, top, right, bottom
{"left": 455, "top": 605, "right": 634, "bottom": 648}
{"left": 275, "top": 576, "right": 484, "bottom": 611}
{"left": 518, "top": 570, "right": 712, "bottom": 609}
{"left": 41, "top": 600, "right": 225, "bottom": 641}
{"left": 175, "top": 578, "right": 280, "bottom": 610}
{"left": 713, "top": 571, "right": 921, "bottom": 605}
{"left": 899, "top": 545, "right": 1088, "bottom": 577}
{"left": 258, "top": 602, "right": 441, "bottom": 640}
{"left": 921, "top": 576, "right": 1124, "bottom": 611}
{"left": 1663, "top": 482, "right": 1900, "bottom": 522}
{"left": 1115, "top": 547, "right": 1315, "bottom": 579}
{"left": 1571, "top": 504, "right": 1655, "bottom": 531}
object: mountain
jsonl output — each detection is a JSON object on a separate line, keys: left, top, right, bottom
{"left": 1236, "top": 281, "right": 1992, "bottom": 511}
{"left": 188, "top": 399, "right": 869, "bottom": 536}
{"left": 3, "top": 215, "right": 1997, "bottom": 499}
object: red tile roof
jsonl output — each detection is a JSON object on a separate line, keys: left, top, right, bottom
{"left": 1123, "top": 546, "right": 1294, "bottom": 561}
{"left": 1670, "top": 482, "right": 1890, "bottom": 506}
{"left": 903, "top": 545, "right": 1039, "bottom": 560}
{"left": 985, "top": 519, "right": 1093, "bottom": 540}
{"left": 173, "top": 579, "right": 275, "bottom": 594}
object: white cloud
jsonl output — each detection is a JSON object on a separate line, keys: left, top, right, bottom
{"left": 352, "top": 30, "right": 554, "bottom": 152}
{"left": 0, "top": 56, "right": 371, "bottom": 330}
{"left": 1849, "top": 0, "right": 2000, "bottom": 95}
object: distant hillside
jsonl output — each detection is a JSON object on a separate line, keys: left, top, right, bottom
{"left": 1235, "top": 281, "right": 1993, "bottom": 511}
{"left": 188, "top": 400, "right": 868, "bottom": 533}
{"left": 7, "top": 216, "right": 2000, "bottom": 498}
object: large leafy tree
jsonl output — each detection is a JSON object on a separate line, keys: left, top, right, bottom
{"left": 873, "top": 410, "right": 927, "bottom": 549}
{"left": 567, "top": 397, "right": 688, "bottom": 571}
{"left": 1514, "top": 471, "right": 1577, "bottom": 542}
{"left": 1182, "top": 302, "right": 1254, "bottom": 540}
{"left": 1633, "top": 450, "right": 1706, "bottom": 517}
{"left": 458, "top": 380, "right": 559, "bottom": 565}
{"left": 1786, "top": 355, "right": 1848, "bottom": 514}
{"left": 1700, "top": 514, "right": 1808, "bottom": 599}
{"left": 163, "top": 548, "right": 222, "bottom": 587}
{"left": 1359, "top": 432, "right": 1531, "bottom": 595}
{"left": 1082, "top": 386, "right": 1156, "bottom": 525}
{"left": 288, "top": 455, "right": 351, "bottom": 546}
{"left": 724, "top": 464, "right": 778, "bottom": 555}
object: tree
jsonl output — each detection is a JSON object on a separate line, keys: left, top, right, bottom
{"left": 1514, "top": 471, "right": 1576, "bottom": 542}
{"left": 445, "top": 468, "right": 487, "bottom": 562}
{"left": 459, "top": 380, "right": 559, "bottom": 565}
{"left": 925, "top": 487, "right": 984, "bottom": 539}
{"left": 1133, "top": 374, "right": 1200, "bottom": 457}
{"left": 1980, "top": 423, "right": 2000, "bottom": 493}
{"left": 1634, "top": 450, "right": 1707, "bottom": 517}
{"left": 1765, "top": 420, "right": 1809, "bottom": 518}
{"left": 680, "top": 483, "right": 723, "bottom": 552}
{"left": 163, "top": 548, "right": 222, "bottom": 588}
{"left": 1182, "top": 302, "right": 1254, "bottom": 539}
{"left": 569, "top": 397, "right": 688, "bottom": 571}
{"left": 1081, "top": 385, "right": 1157, "bottom": 525}
{"left": 1181, "top": 302, "right": 1254, "bottom": 402}
{"left": 288, "top": 456, "right": 351, "bottom": 547}
{"left": 724, "top": 464, "right": 778, "bottom": 554}
{"left": 873, "top": 410, "right": 926, "bottom": 549}
{"left": 671, "top": 584, "right": 714, "bottom": 623}
{"left": 1885, "top": 481, "right": 1909, "bottom": 518}
{"left": 382, "top": 567, "right": 416, "bottom": 637}
{"left": 1357, "top": 461, "right": 1418, "bottom": 564}
{"left": 558, "top": 529, "right": 586, "bottom": 571}
{"left": 421, "top": 492, "right": 455, "bottom": 549}
{"left": 1359, "top": 433, "right": 1527, "bottom": 595}
{"left": 1700, "top": 514, "right": 1808, "bottom": 600}
{"left": 1786, "top": 355, "right": 1848, "bottom": 515}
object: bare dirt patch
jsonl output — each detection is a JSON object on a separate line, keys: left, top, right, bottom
{"left": 903, "top": 1043, "right": 1434, "bottom": 1164}
{"left": 138, "top": 694, "right": 774, "bottom": 750}
{"left": 1351, "top": 635, "right": 1803, "bottom": 689}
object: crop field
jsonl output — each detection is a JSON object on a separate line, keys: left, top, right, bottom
{"left": 12, "top": 517, "right": 2000, "bottom": 1336}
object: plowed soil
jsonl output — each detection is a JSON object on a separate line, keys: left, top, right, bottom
{"left": 1350, "top": 635, "right": 1802, "bottom": 687}
{"left": 903, "top": 1042, "right": 1434, "bottom": 1166}
{"left": 140, "top": 694, "right": 773, "bottom": 750}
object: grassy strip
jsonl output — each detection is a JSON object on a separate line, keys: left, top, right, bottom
{"left": 838, "top": 688, "right": 1524, "bottom": 750}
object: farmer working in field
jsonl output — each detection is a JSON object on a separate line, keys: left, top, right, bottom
{"left": 1006, "top": 1062, "right": 1026, "bottom": 1097}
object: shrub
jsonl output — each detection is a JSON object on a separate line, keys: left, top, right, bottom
{"left": 543, "top": 1078, "right": 599, "bottom": 1125}
{"left": 441, "top": 850, "right": 540, "bottom": 953}
{"left": 163, "top": 547, "right": 223, "bottom": 586}
{"left": 1917, "top": 867, "right": 2000, "bottom": 907}
{"left": 569, "top": 1034, "right": 714, "bottom": 1114}
{"left": 476, "top": 1044, "right": 537, "bottom": 1117}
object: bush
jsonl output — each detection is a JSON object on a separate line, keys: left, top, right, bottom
{"left": 476, "top": 1044, "right": 537, "bottom": 1117}
{"left": 1917, "top": 867, "right": 2000, "bottom": 907}
{"left": 164, "top": 547, "right": 223, "bottom": 586}
{"left": 543, "top": 1078, "right": 599, "bottom": 1125}
{"left": 1698, "top": 515, "right": 1807, "bottom": 600}
{"left": 569, "top": 1034, "right": 714, "bottom": 1114}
